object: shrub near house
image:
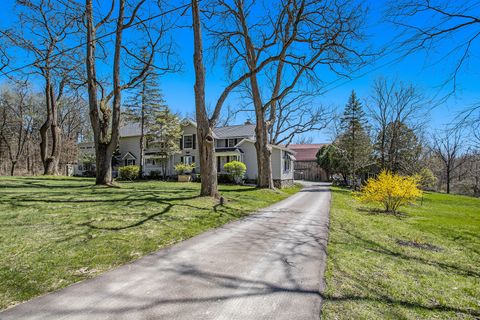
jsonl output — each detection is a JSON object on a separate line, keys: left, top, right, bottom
{"left": 223, "top": 161, "right": 247, "bottom": 184}
{"left": 119, "top": 165, "right": 140, "bottom": 181}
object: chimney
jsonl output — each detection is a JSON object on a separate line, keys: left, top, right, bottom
{"left": 244, "top": 119, "right": 253, "bottom": 125}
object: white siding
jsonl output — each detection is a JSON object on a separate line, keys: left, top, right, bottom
{"left": 119, "top": 136, "right": 142, "bottom": 166}
{"left": 175, "top": 123, "right": 200, "bottom": 172}
{"left": 239, "top": 141, "right": 258, "bottom": 180}
{"left": 271, "top": 148, "right": 282, "bottom": 180}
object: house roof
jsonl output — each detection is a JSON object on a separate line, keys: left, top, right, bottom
{"left": 236, "top": 138, "right": 295, "bottom": 153}
{"left": 213, "top": 124, "right": 256, "bottom": 139}
{"left": 119, "top": 123, "right": 143, "bottom": 137}
{"left": 215, "top": 147, "right": 244, "bottom": 153}
{"left": 288, "top": 144, "right": 328, "bottom": 161}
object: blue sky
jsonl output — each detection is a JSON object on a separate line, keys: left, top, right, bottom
{"left": 1, "top": 0, "right": 478, "bottom": 143}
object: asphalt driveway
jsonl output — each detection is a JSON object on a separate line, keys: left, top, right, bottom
{"left": 1, "top": 181, "right": 331, "bottom": 320}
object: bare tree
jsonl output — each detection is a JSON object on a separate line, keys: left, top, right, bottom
{"left": 0, "top": 81, "right": 35, "bottom": 175}
{"left": 368, "top": 77, "right": 428, "bottom": 173}
{"left": 431, "top": 128, "right": 465, "bottom": 194}
{"left": 85, "top": 0, "right": 177, "bottom": 185}
{"left": 293, "top": 135, "right": 314, "bottom": 144}
{"left": 3, "top": 0, "right": 82, "bottom": 175}
{"left": 268, "top": 90, "right": 329, "bottom": 146}
{"left": 388, "top": 0, "right": 480, "bottom": 91}
{"left": 388, "top": 0, "right": 480, "bottom": 130}
{"left": 208, "top": 0, "right": 369, "bottom": 188}
{"left": 192, "top": 0, "right": 291, "bottom": 196}
{"left": 0, "top": 37, "right": 9, "bottom": 74}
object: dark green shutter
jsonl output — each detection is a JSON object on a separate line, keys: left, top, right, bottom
{"left": 179, "top": 137, "right": 183, "bottom": 150}
{"left": 192, "top": 134, "right": 196, "bottom": 149}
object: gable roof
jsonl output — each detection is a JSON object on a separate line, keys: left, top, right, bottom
{"left": 288, "top": 144, "right": 328, "bottom": 161}
{"left": 213, "top": 124, "right": 256, "bottom": 139}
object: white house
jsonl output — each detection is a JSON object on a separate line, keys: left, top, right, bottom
{"left": 75, "top": 120, "right": 295, "bottom": 187}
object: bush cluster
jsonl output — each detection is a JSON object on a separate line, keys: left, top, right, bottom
{"left": 118, "top": 165, "right": 140, "bottom": 181}
{"left": 174, "top": 163, "right": 196, "bottom": 175}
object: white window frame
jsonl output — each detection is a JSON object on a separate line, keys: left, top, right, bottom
{"left": 183, "top": 135, "right": 193, "bottom": 149}
{"left": 184, "top": 156, "right": 194, "bottom": 165}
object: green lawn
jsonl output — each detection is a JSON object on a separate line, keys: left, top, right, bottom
{"left": 322, "top": 187, "right": 480, "bottom": 319}
{"left": 0, "top": 176, "right": 300, "bottom": 310}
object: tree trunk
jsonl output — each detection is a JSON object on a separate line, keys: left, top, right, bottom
{"left": 446, "top": 167, "right": 451, "bottom": 194}
{"left": 40, "top": 82, "right": 61, "bottom": 175}
{"left": 255, "top": 119, "right": 273, "bottom": 188}
{"left": 139, "top": 80, "right": 146, "bottom": 179}
{"left": 249, "top": 71, "right": 273, "bottom": 189}
{"left": 10, "top": 160, "right": 16, "bottom": 176}
{"left": 95, "top": 142, "right": 113, "bottom": 185}
{"left": 47, "top": 84, "right": 61, "bottom": 175}
{"left": 198, "top": 125, "right": 218, "bottom": 197}
{"left": 39, "top": 118, "right": 51, "bottom": 174}
{"left": 192, "top": 0, "right": 219, "bottom": 198}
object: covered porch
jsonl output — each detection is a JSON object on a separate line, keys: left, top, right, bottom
{"left": 215, "top": 148, "right": 244, "bottom": 173}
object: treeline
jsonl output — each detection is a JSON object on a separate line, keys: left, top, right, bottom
{"left": 0, "top": 81, "right": 90, "bottom": 176}
{"left": 317, "top": 79, "right": 480, "bottom": 197}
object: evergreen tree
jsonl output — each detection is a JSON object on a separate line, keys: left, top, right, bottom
{"left": 336, "top": 91, "right": 372, "bottom": 188}
{"left": 125, "top": 57, "right": 168, "bottom": 178}
{"left": 150, "top": 109, "right": 182, "bottom": 180}
{"left": 375, "top": 120, "right": 422, "bottom": 174}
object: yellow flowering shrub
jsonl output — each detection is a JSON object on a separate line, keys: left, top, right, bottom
{"left": 356, "top": 170, "right": 422, "bottom": 213}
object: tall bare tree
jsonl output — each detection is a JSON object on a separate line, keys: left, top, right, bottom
{"left": 192, "top": 0, "right": 289, "bottom": 196}
{"left": 268, "top": 90, "right": 330, "bottom": 146}
{"left": 368, "top": 77, "right": 428, "bottom": 173}
{"left": 431, "top": 128, "right": 465, "bottom": 194}
{"left": 208, "top": 0, "right": 369, "bottom": 188}
{"left": 85, "top": 0, "right": 176, "bottom": 185}
{"left": 3, "top": 0, "right": 82, "bottom": 175}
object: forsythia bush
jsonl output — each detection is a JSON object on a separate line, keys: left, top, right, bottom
{"left": 356, "top": 170, "right": 422, "bottom": 213}
{"left": 119, "top": 165, "right": 140, "bottom": 181}
{"left": 174, "top": 163, "right": 196, "bottom": 175}
{"left": 223, "top": 161, "right": 247, "bottom": 184}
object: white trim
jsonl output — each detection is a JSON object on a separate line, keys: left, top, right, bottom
{"left": 235, "top": 138, "right": 296, "bottom": 154}
{"left": 121, "top": 152, "right": 136, "bottom": 160}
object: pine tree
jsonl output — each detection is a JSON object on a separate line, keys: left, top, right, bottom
{"left": 150, "top": 109, "right": 182, "bottom": 180}
{"left": 336, "top": 90, "right": 372, "bottom": 188}
{"left": 124, "top": 57, "right": 168, "bottom": 178}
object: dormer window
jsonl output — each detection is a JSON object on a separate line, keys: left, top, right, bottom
{"left": 227, "top": 138, "right": 238, "bottom": 147}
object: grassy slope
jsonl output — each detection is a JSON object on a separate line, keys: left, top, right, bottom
{"left": 322, "top": 187, "right": 480, "bottom": 319}
{"left": 0, "top": 176, "right": 300, "bottom": 310}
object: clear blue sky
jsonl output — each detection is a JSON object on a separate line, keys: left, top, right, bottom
{"left": 1, "top": 0, "right": 478, "bottom": 143}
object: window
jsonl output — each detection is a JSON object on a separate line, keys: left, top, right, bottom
{"left": 146, "top": 159, "right": 156, "bottom": 165}
{"left": 183, "top": 156, "right": 194, "bottom": 165}
{"left": 227, "top": 138, "right": 238, "bottom": 147}
{"left": 283, "top": 151, "right": 291, "bottom": 172}
{"left": 183, "top": 135, "right": 193, "bottom": 149}
{"left": 125, "top": 159, "right": 136, "bottom": 166}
